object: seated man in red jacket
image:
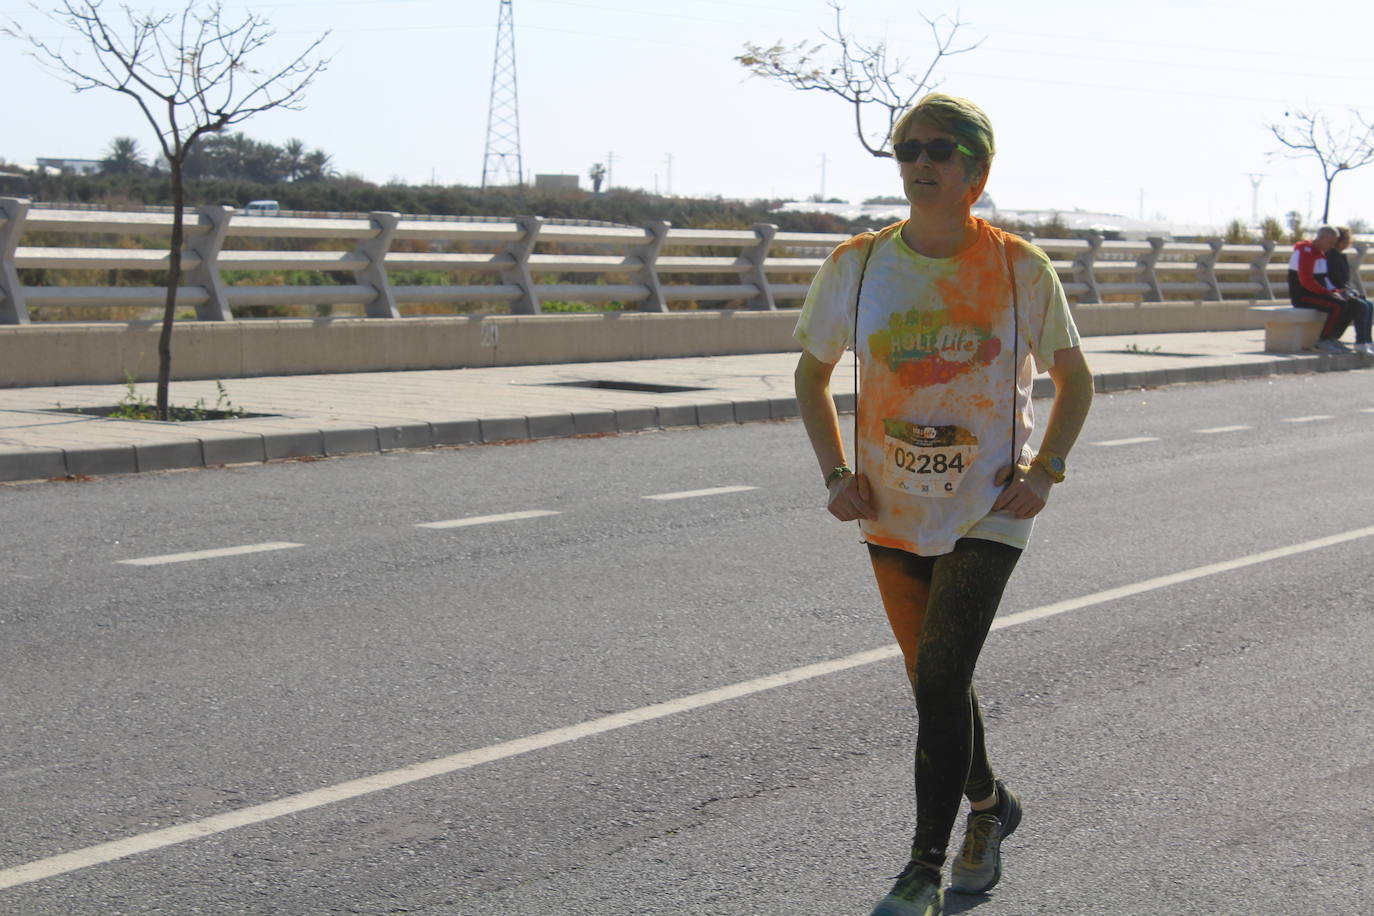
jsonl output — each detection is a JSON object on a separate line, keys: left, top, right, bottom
{"left": 1288, "top": 226, "right": 1354, "bottom": 353}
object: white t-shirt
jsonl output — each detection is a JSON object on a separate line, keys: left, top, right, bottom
{"left": 795, "top": 218, "right": 1080, "bottom": 556}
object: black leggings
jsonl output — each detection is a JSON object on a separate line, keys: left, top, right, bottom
{"left": 867, "top": 538, "right": 1022, "bottom": 866}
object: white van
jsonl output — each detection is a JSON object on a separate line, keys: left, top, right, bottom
{"left": 243, "top": 200, "right": 281, "bottom": 216}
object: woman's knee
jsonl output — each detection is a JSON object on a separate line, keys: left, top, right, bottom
{"left": 912, "top": 671, "right": 973, "bottom": 718}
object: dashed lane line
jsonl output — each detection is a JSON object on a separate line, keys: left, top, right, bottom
{"left": 1088, "top": 436, "right": 1160, "bottom": 447}
{"left": 117, "top": 542, "right": 304, "bottom": 566}
{"left": 1110, "top": 408, "right": 1371, "bottom": 442}
{"left": 643, "top": 485, "right": 758, "bottom": 501}
{"left": 9, "top": 523, "right": 1374, "bottom": 892}
{"left": 416, "top": 510, "right": 560, "bottom": 529}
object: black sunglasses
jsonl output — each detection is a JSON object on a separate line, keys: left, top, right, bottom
{"left": 892, "top": 138, "right": 975, "bottom": 163}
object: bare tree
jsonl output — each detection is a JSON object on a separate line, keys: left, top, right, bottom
{"left": 736, "top": 0, "right": 981, "bottom": 159}
{"left": 6, "top": 0, "right": 328, "bottom": 419}
{"left": 1269, "top": 109, "right": 1374, "bottom": 225}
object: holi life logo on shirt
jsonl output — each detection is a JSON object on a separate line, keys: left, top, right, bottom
{"left": 868, "top": 307, "right": 1001, "bottom": 387}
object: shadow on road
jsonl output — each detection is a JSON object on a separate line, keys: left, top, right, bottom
{"left": 945, "top": 891, "right": 994, "bottom": 914}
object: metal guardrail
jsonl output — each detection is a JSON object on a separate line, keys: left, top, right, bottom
{"left": 1, "top": 197, "right": 1369, "bottom": 324}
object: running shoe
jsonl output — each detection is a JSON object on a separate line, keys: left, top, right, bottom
{"left": 870, "top": 860, "right": 944, "bottom": 916}
{"left": 1357, "top": 342, "right": 1374, "bottom": 354}
{"left": 949, "top": 780, "right": 1022, "bottom": 894}
{"left": 1314, "top": 339, "right": 1348, "bottom": 353}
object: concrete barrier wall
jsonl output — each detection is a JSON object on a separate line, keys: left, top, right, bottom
{"left": 0, "top": 300, "right": 1277, "bottom": 388}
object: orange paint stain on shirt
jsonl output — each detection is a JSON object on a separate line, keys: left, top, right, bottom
{"left": 940, "top": 252, "right": 1007, "bottom": 327}
{"left": 829, "top": 232, "right": 874, "bottom": 264}
{"left": 965, "top": 392, "right": 997, "bottom": 414}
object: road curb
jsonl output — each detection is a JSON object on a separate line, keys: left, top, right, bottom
{"left": 4, "top": 351, "right": 1369, "bottom": 484}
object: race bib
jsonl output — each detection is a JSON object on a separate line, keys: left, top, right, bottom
{"left": 880, "top": 420, "right": 979, "bottom": 498}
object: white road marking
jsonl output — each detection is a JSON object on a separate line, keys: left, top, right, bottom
{"left": 1195, "top": 425, "right": 1252, "bottom": 434}
{"left": 1089, "top": 436, "right": 1160, "bottom": 447}
{"left": 1360, "top": 408, "right": 1374, "bottom": 414}
{"left": 416, "top": 510, "right": 560, "bottom": 529}
{"left": 1281, "top": 415, "right": 1334, "bottom": 423}
{"left": 117, "top": 542, "right": 304, "bottom": 566}
{"left": 643, "top": 485, "right": 758, "bottom": 501}
{"left": 11, "top": 523, "right": 1374, "bottom": 891}
{"left": 993, "top": 525, "right": 1374, "bottom": 630}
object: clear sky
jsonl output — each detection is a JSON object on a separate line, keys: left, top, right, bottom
{"left": 5, "top": 0, "right": 1373, "bottom": 229}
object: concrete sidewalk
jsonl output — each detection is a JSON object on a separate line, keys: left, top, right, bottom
{"left": 1, "top": 329, "right": 1369, "bottom": 484}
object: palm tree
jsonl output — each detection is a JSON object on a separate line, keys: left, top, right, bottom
{"left": 282, "top": 138, "right": 306, "bottom": 182}
{"left": 100, "top": 136, "right": 146, "bottom": 175}
{"left": 301, "top": 148, "right": 334, "bottom": 182}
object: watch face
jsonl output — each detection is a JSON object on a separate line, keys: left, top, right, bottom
{"left": 1048, "top": 456, "right": 1066, "bottom": 473}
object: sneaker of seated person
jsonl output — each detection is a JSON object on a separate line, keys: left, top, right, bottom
{"left": 1314, "top": 339, "right": 1347, "bottom": 353}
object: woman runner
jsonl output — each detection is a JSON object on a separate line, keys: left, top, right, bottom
{"left": 793, "top": 93, "right": 1095, "bottom": 916}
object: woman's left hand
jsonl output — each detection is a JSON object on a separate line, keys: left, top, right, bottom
{"left": 991, "top": 463, "right": 1052, "bottom": 519}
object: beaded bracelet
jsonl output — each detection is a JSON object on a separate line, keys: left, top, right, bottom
{"left": 825, "top": 464, "right": 854, "bottom": 485}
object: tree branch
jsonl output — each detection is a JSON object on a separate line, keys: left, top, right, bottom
{"left": 736, "top": 1, "right": 981, "bottom": 157}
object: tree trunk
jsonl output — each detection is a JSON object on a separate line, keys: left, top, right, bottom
{"left": 157, "top": 159, "right": 185, "bottom": 421}
{"left": 1322, "top": 179, "right": 1333, "bottom": 224}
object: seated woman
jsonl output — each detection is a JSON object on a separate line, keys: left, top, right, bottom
{"left": 1327, "top": 226, "right": 1374, "bottom": 355}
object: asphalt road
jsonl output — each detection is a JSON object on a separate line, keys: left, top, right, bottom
{"left": 1, "top": 370, "right": 1372, "bottom": 916}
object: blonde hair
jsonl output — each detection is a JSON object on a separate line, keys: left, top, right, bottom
{"left": 890, "top": 93, "right": 996, "bottom": 167}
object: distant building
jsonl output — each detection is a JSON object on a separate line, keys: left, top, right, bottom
{"left": 0, "top": 171, "right": 30, "bottom": 195}
{"left": 36, "top": 157, "right": 101, "bottom": 175}
{"left": 534, "top": 174, "right": 580, "bottom": 193}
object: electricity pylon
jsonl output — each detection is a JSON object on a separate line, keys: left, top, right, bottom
{"left": 481, "top": 0, "right": 522, "bottom": 188}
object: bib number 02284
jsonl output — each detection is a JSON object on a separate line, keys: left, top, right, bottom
{"left": 879, "top": 420, "right": 979, "bottom": 499}
{"left": 893, "top": 447, "right": 965, "bottom": 476}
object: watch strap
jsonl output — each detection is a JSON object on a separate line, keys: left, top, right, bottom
{"left": 1033, "top": 452, "right": 1067, "bottom": 483}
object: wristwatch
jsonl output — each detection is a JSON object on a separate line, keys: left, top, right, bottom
{"left": 1032, "top": 451, "right": 1066, "bottom": 483}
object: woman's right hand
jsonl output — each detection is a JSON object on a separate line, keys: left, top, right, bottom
{"left": 827, "top": 472, "right": 877, "bottom": 521}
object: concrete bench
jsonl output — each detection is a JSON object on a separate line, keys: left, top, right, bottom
{"left": 1249, "top": 305, "right": 1323, "bottom": 352}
